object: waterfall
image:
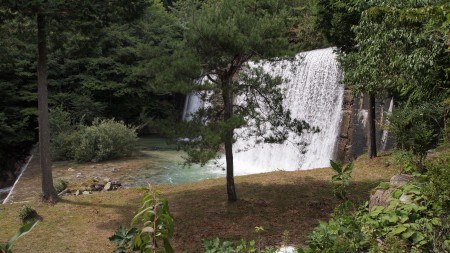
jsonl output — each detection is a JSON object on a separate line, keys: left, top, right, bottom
{"left": 182, "top": 48, "right": 344, "bottom": 174}
{"left": 381, "top": 97, "right": 394, "bottom": 151}
{"left": 232, "top": 48, "right": 344, "bottom": 174}
{"left": 182, "top": 93, "right": 203, "bottom": 121}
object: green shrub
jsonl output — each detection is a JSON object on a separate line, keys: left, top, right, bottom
{"left": 72, "top": 119, "right": 137, "bottom": 163}
{"left": 49, "top": 107, "right": 76, "bottom": 161}
{"left": 423, "top": 154, "right": 450, "bottom": 211}
{"left": 302, "top": 153, "right": 450, "bottom": 253}
{"left": 18, "top": 206, "right": 38, "bottom": 224}
{"left": 50, "top": 107, "right": 137, "bottom": 163}
{"left": 389, "top": 149, "right": 415, "bottom": 173}
{"left": 389, "top": 103, "right": 444, "bottom": 170}
{"left": 54, "top": 179, "right": 68, "bottom": 193}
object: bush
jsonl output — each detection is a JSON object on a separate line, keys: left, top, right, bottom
{"left": 303, "top": 181, "right": 450, "bottom": 252}
{"left": 301, "top": 152, "right": 450, "bottom": 253}
{"left": 54, "top": 179, "right": 68, "bottom": 193}
{"left": 72, "top": 119, "right": 137, "bottom": 162}
{"left": 50, "top": 107, "right": 137, "bottom": 163}
{"left": 423, "top": 154, "right": 450, "bottom": 211}
{"left": 304, "top": 204, "right": 372, "bottom": 253}
{"left": 49, "top": 107, "right": 76, "bottom": 161}
{"left": 18, "top": 206, "right": 38, "bottom": 224}
{"left": 389, "top": 149, "right": 415, "bottom": 173}
{"left": 389, "top": 103, "right": 444, "bottom": 170}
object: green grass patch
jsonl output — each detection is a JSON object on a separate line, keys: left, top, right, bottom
{"left": 0, "top": 154, "right": 398, "bottom": 252}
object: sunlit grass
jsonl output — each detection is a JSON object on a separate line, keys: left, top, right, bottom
{"left": 0, "top": 153, "right": 399, "bottom": 252}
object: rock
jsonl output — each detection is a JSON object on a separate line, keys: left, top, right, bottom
{"left": 400, "top": 193, "right": 413, "bottom": 204}
{"left": 369, "top": 188, "right": 395, "bottom": 210}
{"left": 104, "top": 182, "right": 112, "bottom": 191}
{"left": 91, "top": 165, "right": 96, "bottom": 169}
{"left": 276, "top": 246, "right": 297, "bottom": 253}
{"left": 111, "top": 167, "right": 117, "bottom": 172}
{"left": 91, "top": 184, "right": 104, "bottom": 192}
{"left": 390, "top": 174, "right": 413, "bottom": 187}
{"left": 103, "top": 178, "right": 111, "bottom": 183}
{"left": 82, "top": 191, "right": 90, "bottom": 195}
{"left": 68, "top": 168, "right": 75, "bottom": 172}
{"left": 111, "top": 181, "right": 122, "bottom": 190}
{"left": 75, "top": 190, "right": 81, "bottom": 196}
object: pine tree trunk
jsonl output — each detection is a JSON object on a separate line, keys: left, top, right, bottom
{"left": 37, "top": 12, "right": 58, "bottom": 202}
{"left": 368, "top": 92, "right": 377, "bottom": 159}
{"left": 223, "top": 82, "right": 237, "bottom": 202}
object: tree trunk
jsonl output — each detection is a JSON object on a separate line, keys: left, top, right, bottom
{"left": 367, "top": 92, "right": 377, "bottom": 159}
{"left": 222, "top": 82, "right": 237, "bottom": 202}
{"left": 37, "top": 12, "right": 58, "bottom": 202}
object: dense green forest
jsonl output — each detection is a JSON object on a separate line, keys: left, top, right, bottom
{"left": 0, "top": 0, "right": 448, "bottom": 193}
{"left": 0, "top": 0, "right": 327, "bottom": 187}
{"left": 0, "top": 0, "right": 449, "bottom": 252}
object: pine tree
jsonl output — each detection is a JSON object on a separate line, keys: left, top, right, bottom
{"left": 0, "top": 0, "right": 148, "bottom": 202}
{"left": 170, "top": 0, "right": 315, "bottom": 202}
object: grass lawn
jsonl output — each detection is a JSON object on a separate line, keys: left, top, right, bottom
{"left": 0, "top": 154, "right": 398, "bottom": 252}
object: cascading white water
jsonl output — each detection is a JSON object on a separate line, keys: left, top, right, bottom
{"left": 182, "top": 48, "right": 344, "bottom": 174}
{"left": 233, "top": 48, "right": 344, "bottom": 174}
{"left": 182, "top": 94, "right": 203, "bottom": 121}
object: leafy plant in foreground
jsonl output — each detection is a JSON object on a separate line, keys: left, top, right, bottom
{"left": 201, "top": 226, "right": 277, "bottom": 253}
{"left": 110, "top": 189, "right": 174, "bottom": 253}
{"left": 201, "top": 237, "right": 276, "bottom": 253}
{"left": 0, "top": 220, "right": 39, "bottom": 253}
{"left": 303, "top": 158, "right": 450, "bottom": 252}
{"left": 330, "top": 160, "right": 353, "bottom": 201}
{"left": 109, "top": 227, "right": 138, "bottom": 253}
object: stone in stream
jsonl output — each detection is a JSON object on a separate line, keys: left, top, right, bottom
{"left": 82, "top": 191, "right": 90, "bottom": 195}
{"left": 68, "top": 168, "right": 75, "bottom": 172}
{"left": 75, "top": 190, "right": 81, "bottom": 196}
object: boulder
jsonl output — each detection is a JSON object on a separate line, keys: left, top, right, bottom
{"left": 369, "top": 188, "right": 395, "bottom": 210}
{"left": 369, "top": 174, "right": 414, "bottom": 210}
{"left": 390, "top": 174, "right": 413, "bottom": 187}
{"left": 103, "top": 182, "right": 112, "bottom": 191}
{"left": 111, "top": 181, "right": 122, "bottom": 190}
{"left": 91, "top": 184, "right": 104, "bottom": 192}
